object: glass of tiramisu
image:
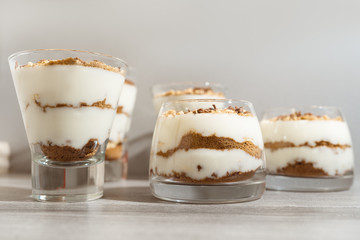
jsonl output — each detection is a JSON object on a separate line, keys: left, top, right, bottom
{"left": 152, "top": 82, "right": 225, "bottom": 114}
{"left": 9, "top": 49, "right": 127, "bottom": 201}
{"left": 150, "top": 99, "right": 266, "bottom": 203}
{"left": 260, "top": 106, "right": 354, "bottom": 191}
{"left": 105, "top": 69, "right": 137, "bottom": 181}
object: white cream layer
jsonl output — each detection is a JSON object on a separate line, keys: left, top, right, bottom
{"left": 151, "top": 149, "right": 263, "bottom": 180}
{"left": 12, "top": 65, "right": 124, "bottom": 149}
{"left": 13, "top": 65, "right": 124, "bottom": 107}
{"left": 265, "top": 147, "right": 354, "bottom": 176}
{"left": 109, "top": 83, "right": 137, "bottom": 143}
{"left": 260, "top": 120, "right": 352, "bottom": 145}
{"left": 155, "top": 113, "right": 264, "bottom": 153}
{"left": 109, "top": 113, "right": 128, "bottom": 143}
{"left": 151, "top": 113, "right": 265, "bottom": 178}
{"left": 119, "top": 83, "right": 137, "bottom": 114}
{"left": 153, "top": 94, "right": 225, "bottom": 113}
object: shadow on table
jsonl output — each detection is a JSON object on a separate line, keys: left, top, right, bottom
{"left": 0, "top": 186, "right": 32, "bottom": 202}
{"left": 103, "top": 186, "right": 165, "bottom": 203}
{"left": 127, "top": 131, "right": 152, "bottom": 177}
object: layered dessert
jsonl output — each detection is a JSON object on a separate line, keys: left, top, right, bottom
{"left": 106, "top": 79, "right": 137, "bottom": 161}
{"left": 11, "top": 58, "right": 125, "bottom": 162}
{"left": 153, "top": 87, "right": 225, "bottom": 113}
{"left": 261, "top": 112, "right": 354, "bottom": 177}
{"left": 150, "top": 105, "right": 265, "bottom": 183}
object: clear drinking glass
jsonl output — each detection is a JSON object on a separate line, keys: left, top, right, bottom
{"left": 105, "top": 68, "right": 137, "bottom": 181}
{"left": 152, "top": 81, "right": 226, "bottom": 114}
{"left": 9, "top": 49, "right": 128, "bottom": 201}
{"left": 150, "top": 99, "right": 266, "bottom": 203}
{"left": 260, "top": 106, "right": 354, "bottom": 191}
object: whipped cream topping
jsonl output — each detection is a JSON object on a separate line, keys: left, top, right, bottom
{"left": 261, "top": 120, "right": 352, "bottom": 146}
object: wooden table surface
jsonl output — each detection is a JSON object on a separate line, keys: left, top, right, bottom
{"left": 0, "top": 174, "right": 359, "bottom": 240}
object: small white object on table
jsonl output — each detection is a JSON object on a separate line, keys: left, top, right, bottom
{"left": 0, "top": 141, "right": 10, "bottom": 174}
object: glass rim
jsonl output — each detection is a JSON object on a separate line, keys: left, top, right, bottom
{"left": 152, "top": 81, "right": 225, "bottom": 89}
{"left": 263, "top": 105, "right": 342, "bottom": 113}
{"left": 8, "top": 49, "right": 128, "bottom": 68}
{"left": 162, "top": 98, "right": 253, "bottom": 106}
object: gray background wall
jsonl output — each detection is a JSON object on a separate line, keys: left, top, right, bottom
{"left": 0, "top": 0, "right": 359, "bottom": 177}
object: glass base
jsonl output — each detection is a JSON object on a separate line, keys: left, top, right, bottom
{"left": 32, "top": 155, "right": 104, "bottom": 202}
{"left": 104, "top": 152, "right": 128, "bottom": 182}
{"left": 150, "top": 171, "right": 266, "bottom": 203}
{"left": 266, "top": 173, "right": 353, "bottom": 192}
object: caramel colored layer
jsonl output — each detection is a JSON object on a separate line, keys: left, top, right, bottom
{"left": 33, "top": 94, "right": 113, "bottom": 112}
{"left": 116, "top": 106, "right": 124, "bottom": 114}
{"left": 105, "top": 143, "right": 123, "bottom": 161}
{"left": 276, "top": 160, "right": 328, "bottom": 177}
{"left": 39, "top": 139, "right": 99, "bottom": 162}
{"left": 116, "top": 106, "right": 129, "bottom": 116}
{"left": 264, "top": 141, "right": 351, "bottom": 151}
{"left": 157, "top": 131, "right": 262, "bottom": 159}
{"left": 272, "top": 112, "right": 343, "bottom": 121}
{"left": 155, "top": 87, "right": 224, "bottom": 98}
{"left": 150, "top": 168, "right": 257, "bottom": 183}
{"left": 163, "top": 105, "right": 252, "bottom": 117}
{"left": 21, "top": 57, "right": 124, "bottom": 74}
{"left": 125, "top": 79, "right": 135, "bottom": 85}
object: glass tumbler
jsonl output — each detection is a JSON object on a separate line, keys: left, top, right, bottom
{"left": 152, "top": 81, "right": 226, "bottom": 114}
{"left": 261, "top": 106, "right": 354, "bottom": 191}
{"left": 150, "top": 99, "right": 266, "bottom": 203}
{"left": 9, "top": 49, "right": 127, "bottom": 201}
{"left": 105, "top": 68, "right": 137, "bottom": 181}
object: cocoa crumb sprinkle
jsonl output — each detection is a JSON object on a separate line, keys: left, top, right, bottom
{"left": 154, "top": 169, "right": 258, "bottom": 184}
{"left": 33, "top": 94, "right": 114, "bottom": 112}
{"left": 162, "top": 106, "right": 253, "bottom": 117}
{"left": 157, "top": 131, "right": 262, "bottom": 159}
{"left": 38, "top": 138, "right": 99, "bottom": 162}
{"left": 272, "top": 112, "right": 343, "bottom": 121}
{"left": 155, "top": 87, "right": 224, "bottom": 98}
{"left": 20, "top": 57, "right": 125, "bottom": 75}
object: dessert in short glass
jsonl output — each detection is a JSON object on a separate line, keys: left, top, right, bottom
{"left": 150, "top": 99, "right": 266, "bottom": 203}
{"left": 9, "top": 49, "right": 127, "bottom": 201}
{"left": 105, "top": 69, "right": 137, "bottom": 181}
{"left": 152, "top": 82, "right": 225, "bottom": 114}
{"left": 260, "top": 106, "right": 354, "bottom": 191}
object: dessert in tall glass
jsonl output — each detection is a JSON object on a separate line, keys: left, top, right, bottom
{"left": 9, "top": 49, "right": 127, "bottom": 201}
